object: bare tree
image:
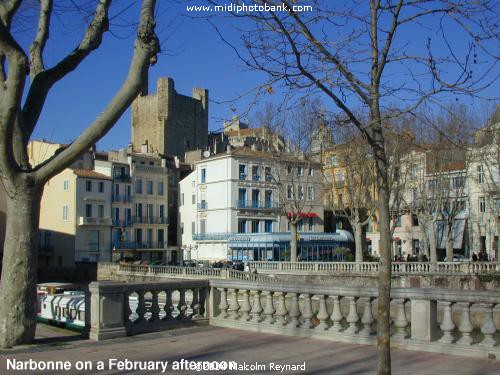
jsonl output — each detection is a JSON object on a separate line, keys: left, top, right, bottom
{"left": 0, "top": 0, "right": 159, "bottom": 348}
{"left": 208, "top": 0, "right": 498, "bottom": 372}
{"left": 325, "top": 130, "right": 378, "bottom": 262}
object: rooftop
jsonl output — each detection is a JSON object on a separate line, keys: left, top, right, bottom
{"left": 72, "top": 169, "right": 111, "bottom": 180}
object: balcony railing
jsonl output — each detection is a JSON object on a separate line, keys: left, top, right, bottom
{"left": 197, "top": 201, "right": 208, "bottom": 210}
{"left": 192, "top": 232, "right": 235, "bottom": 241}
{"left": 236, "top": 200, "right": 279, "bottom": 209}
{"left": 113, "top": 241, "right": 167, "bottom": 250}
{"left": 252, "top": 174, "right": 260, "bottom": 181}
{"left": 112, "top": 219, "right": 133, "bottom": 227}
{"left": 112, "top": 194, "right": 132, "bottom": 203}
{"left": 79, "top": 217, "right": 112, "bottom": 226}
{"left": 239, "top": 173, "right": 247, "bottom": 181}
{"left": 133, "top": 216, "right": 168, "bottom": 225}
{"left": 113, "top": 174, "right": 131, "bottom": 182}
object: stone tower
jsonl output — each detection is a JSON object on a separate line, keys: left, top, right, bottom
{"left": 131, "top": 77, "right": 208, "bottom": 159}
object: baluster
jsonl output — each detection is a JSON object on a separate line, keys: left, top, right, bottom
{"left": 393, "top": 299, "right": 408, "bottom": 339}
{"left": 149, "top": 290, "right": 160, "bottom": 322}
{"left": 301, "top": 294, "right": 314, "bottom": 329}
{"left": 218, "top": 288, "right": 229, "bottom": 318}
{"left": 191, "top": 288, "right": 202, "bottom": 319}
{"left": 177, "top": 289, "right": 188, "bottom": 320}
{"left": 479, "top": 303, "right": 496, "bottom": 347}
{"left": 316, "top": 295, "right": 329, "bottom": 330}
{"left": 359, "top": 297, "right": 374, "bottom": 336}
{"left": 288, "top": 293, "right": 301, "bottom": 327}
{"left": 345, "top": 297, "right": 359, "bottom": 334}
{"left": 250, "top": 290, "right": 263, "bottom": 322}
{"left": 162, "top": 290, "right": 174, "bottom": 321}
{"left": 228, "top": 288, "right": 240, "bottom": 319}
{"left": 439, "top": 301, "right": 455, "bottom": 344}
{"left": 263, "top": 291, "right": 276, "bottom": 324}
{"left": 239, "top": 290, "right": 252, "bottom": 321}
{"left": 330, "top": 295, "right": 343, "bottom": 333}
{"left": 274, "top": 292, "right": 288, "bottom": 326}
{"left": 124, "top": 291, "right": 133, "bottom": 323}
{"left": 456, "top": 302, "right": 473, "bottom": 345}
{"left": 135, "top": 290, "right": 146, "bottom": 324}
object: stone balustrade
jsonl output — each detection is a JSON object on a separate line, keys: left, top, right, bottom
{"left": 88, "top": 280, "right": 209, "bottom": 340}
{"left": 247, "top": 261, "right": 500, "bottom": 275}
{"left": 208, "top": 279, "right": 500, "bottom": 359}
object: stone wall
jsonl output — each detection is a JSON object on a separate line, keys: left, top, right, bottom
{"left": 131, "top": 77, "right": 208, "bottom": 160}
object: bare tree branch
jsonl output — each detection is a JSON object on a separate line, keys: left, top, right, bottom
{"left": 29, "top": 0, "right": 53, "bottom": 79}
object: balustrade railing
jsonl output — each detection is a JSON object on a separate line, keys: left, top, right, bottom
{"left": 89, "top": 280, "right": 209, "bottom": 340}
{"left": 247, "top": 261, "right": 500, "bottom": 275}
{"left": 209, "top": 279, "right": 500, "bottom": 359}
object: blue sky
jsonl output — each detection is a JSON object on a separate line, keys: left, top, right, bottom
{"left": 18, "top": 1, "right": 499, "bottom": 151}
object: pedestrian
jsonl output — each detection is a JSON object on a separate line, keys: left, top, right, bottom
{"left": 472, "top": 252, "right": 478, "bottom": 262}
{"left": 244, "top": 263, "right": 250, "bottom": 272}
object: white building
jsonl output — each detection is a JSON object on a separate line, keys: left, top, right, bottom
{"left": 179, "top": 147, "right": 324, "bottom": 261}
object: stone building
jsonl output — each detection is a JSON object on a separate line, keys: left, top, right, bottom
{"left": 131, "top": 77, "right": 208, "bottom": 160}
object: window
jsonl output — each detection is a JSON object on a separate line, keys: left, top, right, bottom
{"left": 159, "top": 205, "right": 165, "bottom": 220}
{"left": 158, "top": 229, "right": 164, "bottom": 247}
{"left": 114, "top": 184, "right": 119, "bottom": 197}
{"left": 265, "top": 190, "right": 273, "bottom": 208}
{"left": 251, "top": 220, "right": 259, "bottom": 233}
{"left": 98, "top": 205, "right": 104, "bottom": 218}
{"left": 85, "top": 204, "right": 92, "bottom": 218}
{"left": 125, "top": 208, "right": 132, "bottom": 224}
{"left": 427, "top": 179, "right": 437, "bottom": 190}
{"left": 495, "top": 198, "right": 500, "bottom": 214}
{"left": 451, "top": 176, "right": 465, "bottom": 189}
{"left": 395, "top": 215, "right": 401, "bottom": 227}
{"left": 307, "top": 186, "right": 314, "bottom": 200}
{"left": 239, "top": 164, "right": 247, "bottom": 180}
{"left": 201, "top": 168, "right": 206, "bottom": 183}
{"left": 98, "top": 181, "right": 104, "bottom": 193}
{"left": 62, "top": 205, "right": 69, "bottom": 221}
{"left": 298, "top": 186, "right": 304, "bottom": 200}
{"left": 265, "top": 166, "right": 272, "bottom": 181}
{"left": 135, "top": 203, "right": 143, "bottom": 218}
{"left": 238, "top": 219, "right": 247, "bottom": 233}
{"left": 287, "top": 165, "right": 292, "bottom": 174}
{"left": 308, "top": 167, "right": 313, "bottom": 176}
{"left": 146, "top": 180, "right": 153, "bottom": 195}
{"left": 192, "top": 194, "right": 196, "bottom": 205}
{"left": 89, "top": 230, "right": 100, "bottom": 252}
{"left": 264, "top": 220, "right": 273, "bottom": 232}
{"left": 478, "top": 165, "right": 485, "bottom": 183}
{"left": 287, "top": 185, "right": 293, "bottom": 199}
{"left": 479, "top": 196, "right": 486, "bottom": 213}
{"left": 338, "top": 194, "right": 343, "bottom": 207}
{"left": 297, "top": 166, "right": 304, "bottom": 176}
{"left": 191, "top": 221, "right": 195, "bottom": 235}
{"left": 200, "top": 219, "right": 206, "bottom": 234}
{"left": 238, "top": 188, "right": 246, "bottom": 206}
{"left": 135, "top": 179, "right": 142, "bottom": 194}
{"left": 412, "top": 214, "right": 419, "bottom": 226}
{"left": 126, "top": 185, "right": 131, "bottom": 197}
{"left": 252, "top": 166, "right": 259, "bottom": 181}
{"left": 158, "top": 181, "right": 164, "bottom": 196}
{"left": 113, "top": 207, "right": 119, "bottom": 222}
{"left": 308, "top": 217, "right": 314, "bottom": 231}
{"left": 85, "top": 180, "right": 92, "bottom": 192}
{"left": 411, "top": 164, "right": 419, "bottom": 179}
{"left": 330, "top": 155, "right": 338, "bottom": 166}
{"left": 412, "top": 239, "right": 420, "bottom": 255}
{"left": 146, "top": 204, "right": 153, "bottom": 222}
{"left": 63, "top": 180, "right": 69, "bottom": 191}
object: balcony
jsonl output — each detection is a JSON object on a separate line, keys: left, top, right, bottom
{"left": 113, "top": 173, "right": 131, "bottom": 182}
{"left": 112, "top": 219, "right": 133, "bottom": 227}
{"left": 239, "top": 173, "right": 247, "bottom": 181}
{"left": 112, "top": 194, "right": 132, "bottom": 203}
{"left": 236, "top": 200, "right": 279, "bottom": 210}
{"left": 112, "top": 241, "right": 167, "bottom": 250}
{"left": 192, "top": 232, "right": 234, "bottom": 241}
{"left": 79, "top": 217, "right": 112, "bottom": 226}
{"left": 252, "top": 174, "right": 260, "bottom": 181}
{"left": 133, "top": 216, "right": 168, "bottom": 225}
{"left": 197, "top": 201, "right": 208, "bottom": 210}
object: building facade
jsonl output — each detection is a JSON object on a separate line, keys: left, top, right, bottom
{"left": 179, "top": 147, "right": 325, "bottom": 261}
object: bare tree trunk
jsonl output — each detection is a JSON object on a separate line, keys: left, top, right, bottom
{"left": 419, "top": 221, "right": 429, "bottom": 257}
{"left": 429, "top": 222, "right": 438, "bottom": 264}
{"left": 354, "top": 221, "right": 364, "bottom": 262}
{"left": 290, "top": 221, "right": 298, "bottom": 261}
{"left": 0, "top": 184, "right": 42, "bottom": 348}
{"left": 445, "top": 222, "right": 454, "bottom": 261}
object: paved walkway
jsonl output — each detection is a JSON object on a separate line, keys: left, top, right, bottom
{"left": 0, "top": 324, "right": 498, "bottom": 374}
